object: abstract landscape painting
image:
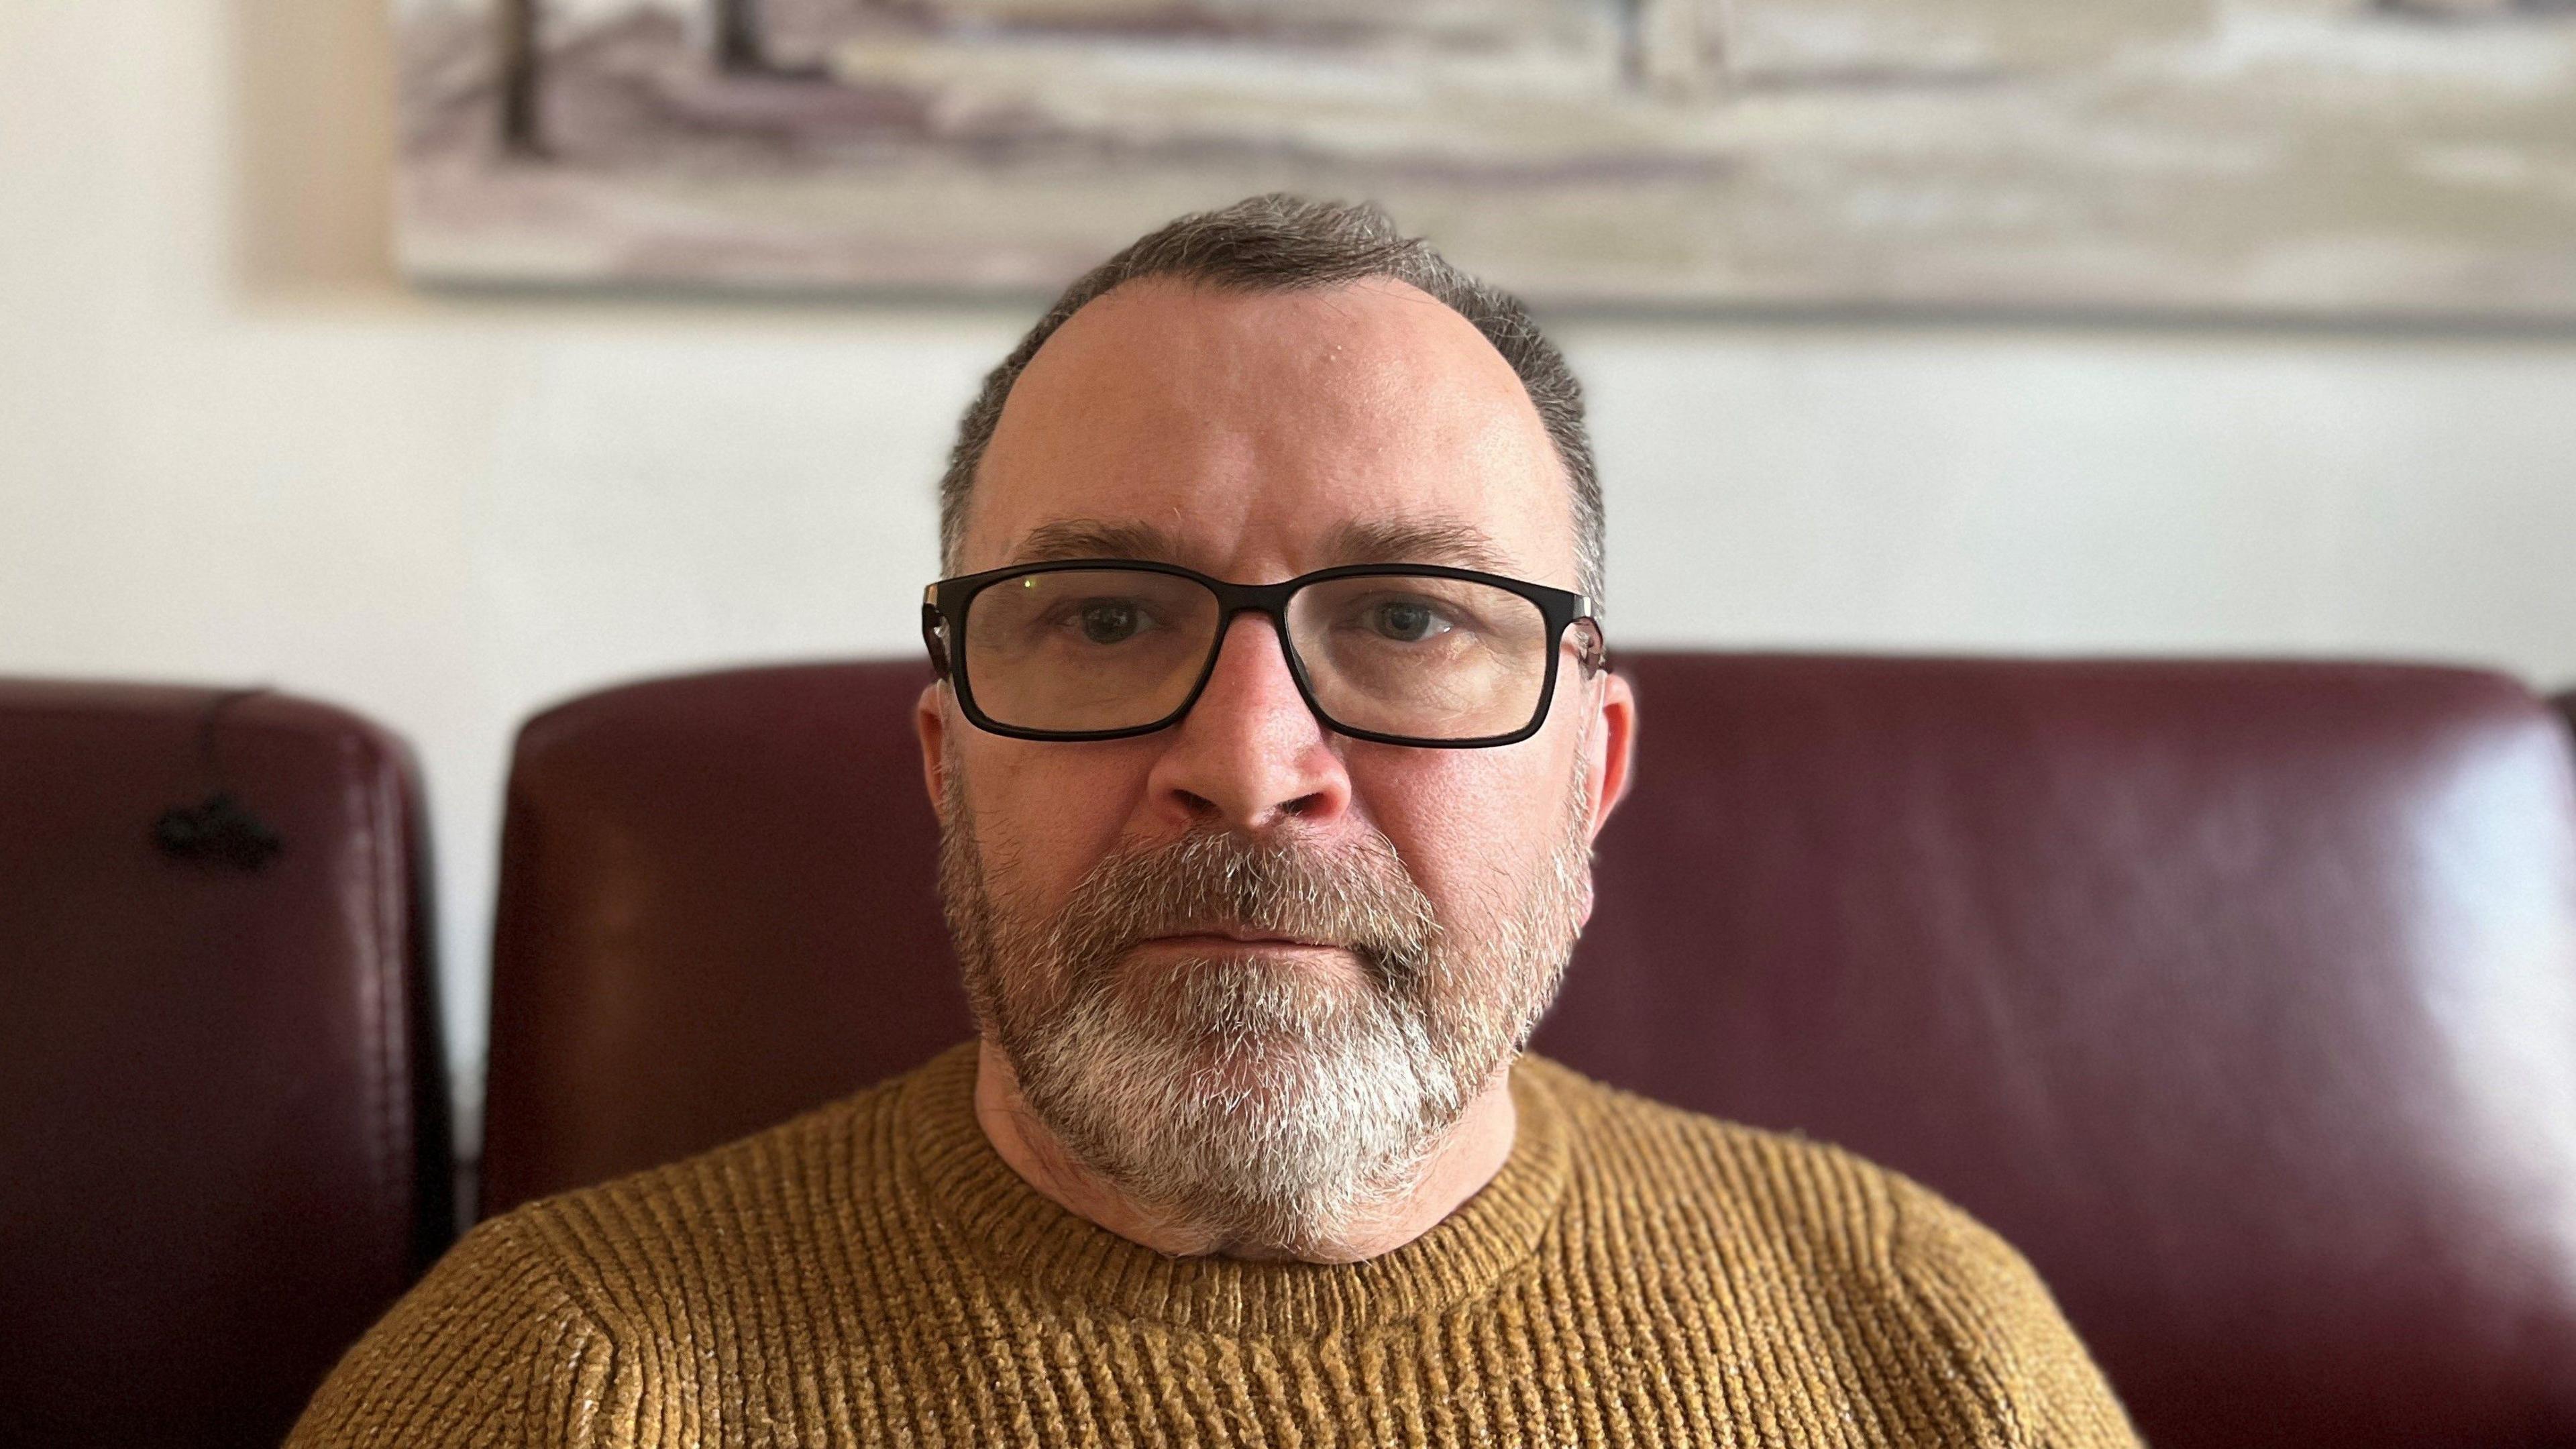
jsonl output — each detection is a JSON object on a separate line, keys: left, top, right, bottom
{"left": 395, "top": 0, "right": 2576, "bottom": 317}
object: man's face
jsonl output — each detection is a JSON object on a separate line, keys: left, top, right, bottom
{"left": 919, "top": 276, "right": 1635, "bottom": 1252}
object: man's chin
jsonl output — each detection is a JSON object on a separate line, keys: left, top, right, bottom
{"left": 1169, "top": 1034, "right": 1354, "bottom": 1112}
{"left": 1042, "top": 989, "right": 1419, "bottom": 1132}
{"left": 1102, "top": 947, "right": 1376, "bottom": 1034}
{"left": 1081, "top": 1002, "right": 1352, "bottom": 1099}
{"left": 1003, "top": 989, "right": 1466, "bottom": 1255}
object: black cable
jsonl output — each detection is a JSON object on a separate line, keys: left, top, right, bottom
{"left": 153, "top": 687, "right": 285, "bottom": 871}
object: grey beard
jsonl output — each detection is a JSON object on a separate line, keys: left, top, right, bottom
{"left": 938, "top": 767, "right": 1593, "bottom": 1257}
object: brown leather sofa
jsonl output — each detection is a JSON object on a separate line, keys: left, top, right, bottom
{"left": 481, "top": 653, "right": 2576, "bottom": 1448}
{"left": 0, "top": 681, "right": 453, "bottom": 1449}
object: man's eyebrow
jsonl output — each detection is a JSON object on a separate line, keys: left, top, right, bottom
{"left": 1006, "top": 516, "right": 1521, "bottom": 574}
{"left": 1326, "top": 518, "right": 1517, "bottom": 574}
{"left": 1010, "top": 519, "right": 1187, "bottom": 564}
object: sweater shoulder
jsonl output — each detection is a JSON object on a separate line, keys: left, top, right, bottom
{"left": 496, "top": 1055, "right": 926, "bottom": 1305}
{"left": 287, "top": 1210, "right": 614, "bottom": 1446}
{"left": 1517, "top": 1053, "right": 1915, "bottom": 1265}
{"left": 1884, "top": 1169, "right": 2143, "bottom": 1445}
{"left": 294, "top": 1055, "right": 947, "bottom": 1442}
{"left": 1517, "top": 1055, "right": 2140, "bottom": 1446}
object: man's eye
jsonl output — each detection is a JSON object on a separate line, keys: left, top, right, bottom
{"left": 1367, "top": 600, "right": 1450, "bottom": 643}
{"left": 1075, "top": 600, "right": 1143, "bottom": 644}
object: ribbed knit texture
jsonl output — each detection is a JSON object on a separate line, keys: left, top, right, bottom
{"left": 290, "top": 1044, "right": 2139, "bottom": 1446}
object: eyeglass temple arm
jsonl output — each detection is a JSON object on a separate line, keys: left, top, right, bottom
{"left": 920, "top": 597, "right": 953, "bottom": 679}
{"left": 1568, "top": 604, "right": 1609, "bottom": 676}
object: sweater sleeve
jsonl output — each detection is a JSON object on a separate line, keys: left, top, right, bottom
{"left": 1889, "top": 1181, "right": 2144, "bottom": 1449}
{"left": 286, "top": 1212, "right": 623, "bottom": 1449}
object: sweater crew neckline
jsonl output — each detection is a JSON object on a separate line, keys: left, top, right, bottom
{"left": 894, "top": 1040, "right": 1573, "bottom": 1338}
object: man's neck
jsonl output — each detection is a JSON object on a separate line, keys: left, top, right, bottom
{"left": 971, "top": 1038, "right": 1520, "bottom": 1263}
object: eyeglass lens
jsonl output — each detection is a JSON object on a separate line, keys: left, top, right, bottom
{"left": 959, "top": 568, "right": 1554, "bottom": 741}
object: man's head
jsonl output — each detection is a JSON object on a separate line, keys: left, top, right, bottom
{"left": 938, "top": 194, "right": 1605, "bottom": 602}
{"left": 918, "top": 194, "right": 1637, "bottom": 1257}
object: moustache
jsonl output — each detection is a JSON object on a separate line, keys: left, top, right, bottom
{"left": 1046, "top": 828, "right": 1444, "bottom": 990}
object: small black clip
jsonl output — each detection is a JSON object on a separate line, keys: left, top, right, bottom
{"left": 155, "top": 791, "right": 284, "bottom": 871}
{"left": 154, "top": 686, "right": 284, "bottom": 871}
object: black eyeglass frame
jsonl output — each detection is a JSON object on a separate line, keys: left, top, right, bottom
{"left": 922, "top": 558, "right": 1606, "bottom": 749}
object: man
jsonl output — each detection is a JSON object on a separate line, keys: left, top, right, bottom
{"left": 292, "top": 195, "right": 2139, "bottom": 1446}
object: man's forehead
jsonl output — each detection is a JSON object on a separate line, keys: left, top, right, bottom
{"left": 959, "top": 277, "right": 1575, "bottom": 582}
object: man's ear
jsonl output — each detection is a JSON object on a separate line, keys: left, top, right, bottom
{"left": 1584, "top": 669, "right": 1638, "bottom": 846}
{"left": 916, "top": 681, "right": 951, "bottom": 812}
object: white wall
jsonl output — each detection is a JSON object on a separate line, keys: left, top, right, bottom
{"left": 6, "top": 1, "right": 2573, "bottom": 1152}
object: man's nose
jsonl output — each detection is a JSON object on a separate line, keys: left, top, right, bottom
{"left": 1144, "top": 612, "right": 1352, "bottom": 832}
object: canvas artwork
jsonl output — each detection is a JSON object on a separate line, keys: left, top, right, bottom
{"left": 395, "top": 0, "right": 2576, "bottom": 317}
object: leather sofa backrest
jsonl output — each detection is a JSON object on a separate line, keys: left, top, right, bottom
{"left": 482, "top": 662, "right": 967, "bottom": 1218}
{"left": 0, "top": 681, "right": 451, "bottom": 1449}
{"left": 1546, "top": 655, "right": 2576, "bottom": 1448}
{"left": 480, "top": 654, "right": 2576, "bottom": 1448}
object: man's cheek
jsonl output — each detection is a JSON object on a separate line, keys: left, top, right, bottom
{"left": 1371, "top": 786, "right": 1548, "bottom": 923}
{"left": 982, "top": 805, "right": 1113, "bottom": 924}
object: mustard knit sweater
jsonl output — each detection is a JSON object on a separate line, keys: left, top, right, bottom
{"left": 290, "top": 1044, "right": 2139, "bottom": 1447}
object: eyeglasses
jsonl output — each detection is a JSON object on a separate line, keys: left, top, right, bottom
{"left": 922, "top": 559, "right": 1605, "bottom": 748}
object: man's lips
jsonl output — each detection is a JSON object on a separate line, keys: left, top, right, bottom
{"left": 1135, "top": 928, "right": 1347, "bottom": 951}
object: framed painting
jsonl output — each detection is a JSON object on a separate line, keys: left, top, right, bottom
{"left": 396, "top": 0, "right": 2576, "bottom": 317}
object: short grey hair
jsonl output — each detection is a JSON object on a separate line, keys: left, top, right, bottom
{"left": 937, "top": 193, "right": 1605, "bottom": 602}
